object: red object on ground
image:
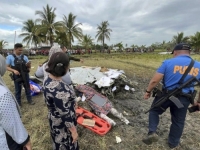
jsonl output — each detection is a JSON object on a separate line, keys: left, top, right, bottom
{"left": 76, "top": 107, "right": 111, "bottom": 136}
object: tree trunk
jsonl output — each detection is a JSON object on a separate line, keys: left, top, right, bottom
{"left": 102, "top": 36, "right": 104, "bottom": 53}
{"left": 50, "top": 29, "right": 54, "bottom": 47}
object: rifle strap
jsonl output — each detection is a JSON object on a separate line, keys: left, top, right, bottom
{"left": 164, "top": 58, "right": 195, "bottom": 89}
{"left": 178, "top": 58, "right": 195, "bottom": 84}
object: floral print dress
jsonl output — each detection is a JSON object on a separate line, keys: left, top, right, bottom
{"left": 43, "top": 77, "right": 79, "bottom": 150}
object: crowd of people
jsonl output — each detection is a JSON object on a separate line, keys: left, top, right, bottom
{"left": 31, "top": 48, "right": 93, "bottom": 56}
{"left": 0, "top": 43, "right": 200, "bottom": 150}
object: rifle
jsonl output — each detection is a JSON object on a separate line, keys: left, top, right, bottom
{"left": 145, "top": 76, "right": 200, "bottom": 114}
{"left": 19, "top": 62, "right": 30, "bottom": 90}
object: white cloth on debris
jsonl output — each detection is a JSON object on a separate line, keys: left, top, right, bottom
{"left": 33, "top": 47, "right": 125, "bottom": 87}
{"left": 104, "top": 69, "right": 124, "bottom": 79}
{"left": 70, "top": 67, "right": 124, "bottom": 87}
{"left": 95, "top": 76, "right": 114, "bottom": 88}
{"left": 70, "top": 67, "right": 104, "bottom": 85}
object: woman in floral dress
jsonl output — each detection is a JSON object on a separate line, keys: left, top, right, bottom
{"left": 43, "top": 52, "right": 79, "bottom": 150}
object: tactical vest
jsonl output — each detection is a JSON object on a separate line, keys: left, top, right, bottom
{"left": 11, "top": 54, "right": 29, "bottom": 73}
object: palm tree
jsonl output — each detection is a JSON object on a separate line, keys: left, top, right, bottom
{"left": 96, "top": 21, "right": 112, "bottom": 51}
{"left": 35, "top": 4, "right": 64, "bottom": 46}
{"left": 55, "top": 31, "right": 70, "bottom": 47}
{"left": 190, "top": 32, "right": 200, "bottom": 52}
{"left": 114, "top": 42, "right": 124, "bottom": 52}
{"left": 172, "top": 32, "right": 189, "bottom": 44}
{"left": 62, "top": 13, "right": 83, "bottom": 49}
{"left": 0, "top": 40, "right": 8, "bottom": 51}
{"left": 79, "top": 34, "right": 93, "bottom": 50}
{"left": 19, "top": 19, "right": 45, "bottom": 47}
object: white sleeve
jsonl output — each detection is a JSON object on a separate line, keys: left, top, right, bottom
{"left": 35, "top": 65, "right": 44, "bottom": 78}
{"left": 0, "top": 91, "right": 29, "bottom": 144}
{"left": 61, "top": 71, "right": 72, "bottom": 85}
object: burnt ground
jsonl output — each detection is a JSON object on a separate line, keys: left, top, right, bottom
{"left": 76, "top": 77, "right": 200, "bottom": 150}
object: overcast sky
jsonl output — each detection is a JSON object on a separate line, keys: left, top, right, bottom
{"left": 0, "top": 0, "right": 200, "bottom": 48}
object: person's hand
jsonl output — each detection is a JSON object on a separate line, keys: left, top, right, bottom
{"left": 197, "top": 103, "right": 200, "bottom": 111}
{"left": 71, "top": 131, "right": 78, "bottom": 143}
{"left": 193, "top": 102, "right": 200, "bottom": 111}
{"left": 23, "top": 140, "right": 32, "bottom": 150}
{"left": 26, "top": 61, "right": 31, "bottom": 68}
{"left": 26, "top": 61, "right": 31, "bottom": 65}
{"left": 80, "top": 59, "right": 84, "bottom": 63}
{"left": 144, "top": 92, "right": 151, "bottom": 99}
{"left": 13, "top": 70, "right": 20, "bottom": 75}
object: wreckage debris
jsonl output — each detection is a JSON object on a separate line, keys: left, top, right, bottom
{"left": 31, "top": 66, "right": 137, "bottom": 99}
{"left": 70, "top": 66, "right": 137, "bottom": 98}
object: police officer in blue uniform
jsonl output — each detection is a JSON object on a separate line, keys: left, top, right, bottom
{"left": 142, "top": 43, "right": 200, "bottom": 149}
{"left": 6, "top": 43, "right": 35, "bottom": 106}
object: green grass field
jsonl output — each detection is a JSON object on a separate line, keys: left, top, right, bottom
{"left": 3, "top": 52, "right": 200, "bottom": 150}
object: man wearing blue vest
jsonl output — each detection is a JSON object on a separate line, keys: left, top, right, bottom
{"left": 6, "top": 43, "right": 35, "bottom": 106}
{"left": 142, "top": 43, "right": 200, "bottom": 149}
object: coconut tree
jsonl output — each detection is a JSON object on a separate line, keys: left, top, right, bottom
{"left": 0, "top": 40, "right": 8, "bottom": 51}
{"left": 172, "top": 32, "right": 189, "bottom": 44}
{"left": 19, "top": 19, "right": 45, "bottom": 47}
{"left": 190, "top": 32, "right": 200, "bottom": 52}
{"left": 114, "top": 42, "right": 124, "bottom": 52}
{"left": 35, "top": 4, "right": 64, "bottom": 46}
{"left": 55, "top": 31, "right": 70, "bottom": 47}
{"left": 79, "top": 34, "right": 93, "bottom": 50}
{"left": 95, "top": 21, "right": 112, "bottom": 51}
{"left": 62, "top": 13, "right": 83, "bottom": 49}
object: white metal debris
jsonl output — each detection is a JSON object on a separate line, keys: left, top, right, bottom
{"left": 70, "top": 66, "right": 124, "bottom": 87}
{"left": 116, "top": 136, "right": 122, "bottom": 143}
{"left": 158, "top": 52, "right": 171, "bottom": 55}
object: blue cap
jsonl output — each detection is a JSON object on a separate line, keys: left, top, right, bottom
{"left": 171, "top": 43, "right": 191, "bottom": 54}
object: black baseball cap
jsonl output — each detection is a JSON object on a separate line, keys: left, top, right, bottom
{"left": 171, "top": 43, "right": 191, "bottom": 54}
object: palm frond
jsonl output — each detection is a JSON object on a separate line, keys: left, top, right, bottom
{"left": 95, "top": 21, "right": 112, "bottom": 46}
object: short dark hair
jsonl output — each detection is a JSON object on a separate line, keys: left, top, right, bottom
{"left": 14, "top": 43, "right": 23, "bottom": 49}
{"left": 46, "top": 52, "right": 70, "bottom": 77}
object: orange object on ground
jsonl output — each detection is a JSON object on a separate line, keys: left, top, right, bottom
{"left": 76, "top": 107, "right": 111, "bottom": 136}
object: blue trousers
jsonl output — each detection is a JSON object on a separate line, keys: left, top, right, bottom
{"left": 14, "top": 73, "right": 32, "bottom": 105}
{"left": 148, "top": 94, "right": 190, "bottom": 147}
